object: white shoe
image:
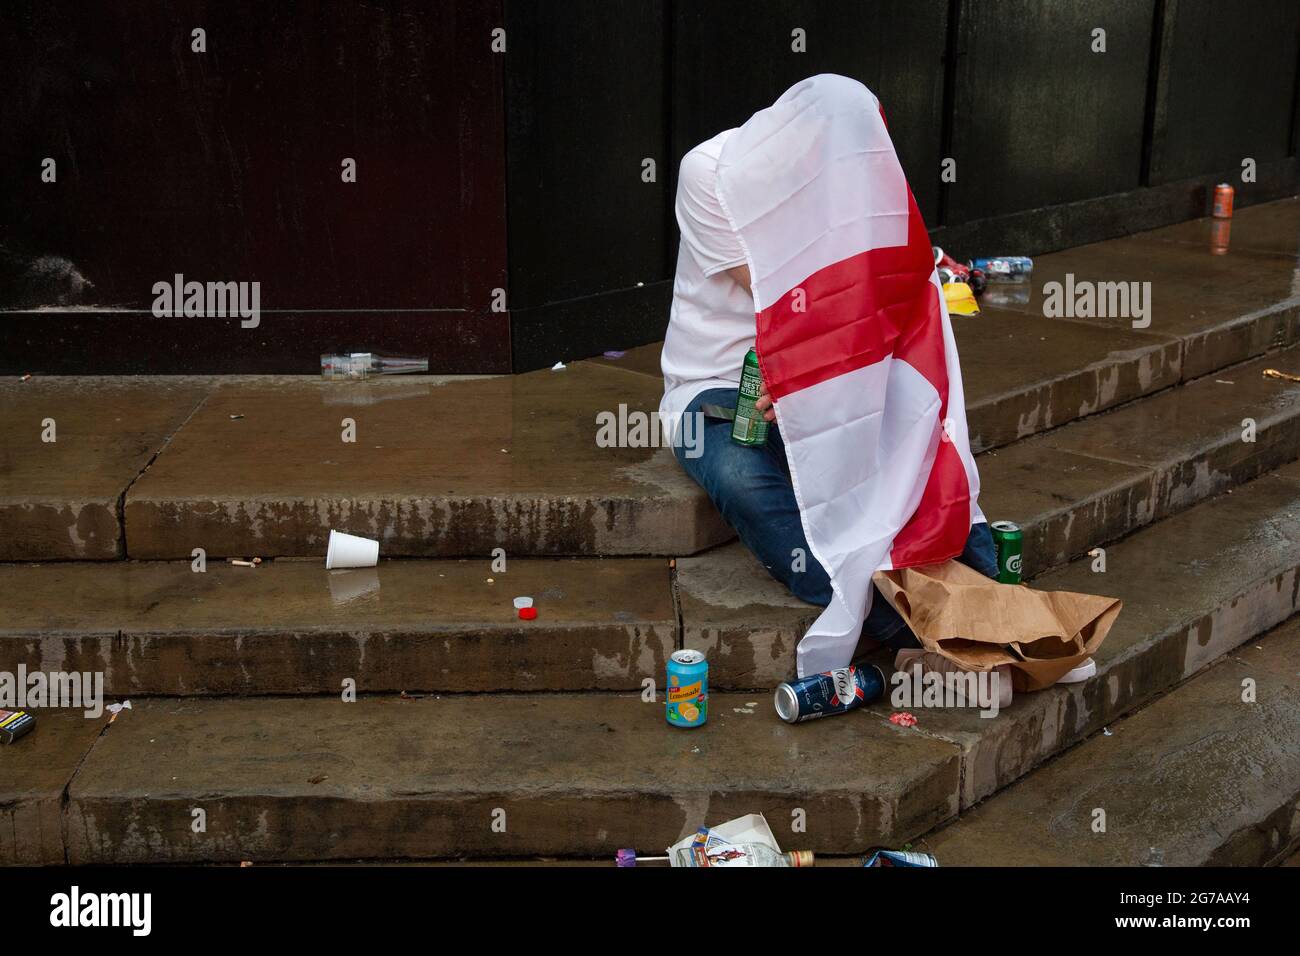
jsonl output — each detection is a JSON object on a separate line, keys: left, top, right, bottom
{"left": 1056, "top": 657, "right": 1097, "bottom": 684}
{"left": 894, "top": 649, "right": 1013, "bottom": 710}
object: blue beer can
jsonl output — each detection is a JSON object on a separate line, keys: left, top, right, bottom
{"left": 968, "top": 256, "right": 1033, "bottom": 282}
{"left": 666, "top": 650, "right": 708, "bottom": 728}
{"left": 774, "top": 664, "right": 886, "bottom": 723}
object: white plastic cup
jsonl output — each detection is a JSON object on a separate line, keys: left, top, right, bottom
{"left": 325, "top": 529, "right": 379, "bottom": 569}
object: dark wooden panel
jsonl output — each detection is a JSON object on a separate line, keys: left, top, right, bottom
{"left": 948, "top": 0, "right": 1156, "bottom": 223}
{"left": 671, "top": 0, "right": 950, "bottom": 226}
{"left": 1151, "top": 0, "right": 1300, "bottom": 185}
{"left": 504, "top": 0, "right": 667, "bottom": 310}
{"left": 0, "top": 0, "right": 509, "bottom": 372}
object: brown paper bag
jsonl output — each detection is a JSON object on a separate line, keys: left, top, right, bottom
{"left": 872, "top": 559, "right": 1121, "bottom": 692}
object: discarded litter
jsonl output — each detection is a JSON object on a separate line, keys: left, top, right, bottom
{"left": 991, "top": 520, "right": 1023, "bottom": 583}
{"left": 603, "top": 350, "right": 626, "bottom": 359}
{"left": 229, "top": 558, "right": 260, "bottom": 568}
{"left": 1103, "top": 726, "right": 1113, "bottom": 736}
{"left": 229, "top": 414, "right": 244, "bottom": 420}
{"left": 1212, "top": 183, "right": 1234, "bottom": 219}
{"left": 618, "top": 813, "right": 811, "bottom": 867}
{"left": 666, "top": 650, "right": 708, "bottom": 728}
{"left": 969, "top": 256, "right": 1033, "bottom": 283}
{"left": 107, "top": 701, "right": 132, "bottom": 723}
{"left": 551, "top": 361, "right": 566, "bottom": 371}
{"left": 863, "top": 848, "right": 938, "bottom": 867}
{"left": 325, "top": 529, "right": 379, "bottom": 569}
{"left": 674, "top": 814, "right": 810, "bottom": 867}
{"left": 942, "top": 280, "right": 980, "bottom": 316}
{"left": 19, "top": 373, "right": 32, "bottom": 382}
{"left": 1264, "top": 368, "right": 1300, "bottom": 383}
{"left": 889, "top": 711, "right": 918, "bottom": 728}
{"left": 0, "top": 708, "right": 36, "bottom": 744}
{"left": 616, "top": 848, "right": 661, "bottom": 866}
{"left": 320, "top": 353, "right": 429, "bottom": 380}
{"left": 513, "top": 596, "right": 534, "bottom": 610}
{"left": 774, "top": 664, "right": 885, "bottom": 723}
{"left": 518, "top": 607, "right": 537, "bottom": 621}
{"left": 932, "top": 247, "right": 978, "bottom": 291}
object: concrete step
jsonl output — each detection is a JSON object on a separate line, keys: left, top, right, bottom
{"left": 4, "top": 199, "right": 1294, "bottom": 562}
{"left": 988, "top": 199, "right": 1300, "bottom": 381}
{"left": 55, "top": 693, "right": 961, "bottom": 864}
{"left": 979, "top": 343, "right": 1300, "bottom": 577}
{"left": 0, "top": 378, "right": 207, "bottom": 560}
{"left": 7, "top": 405, "right": 1300, "bottom": 698}
{"left": 921, "top": 618, "right": 1300, "bottom": 866}
{"left": 890, "top": 462, "right": 1300, "bottom": 809}
{"left": 0, "top": 556, "right": 676, "bottom": 695}
{"left": 120, "top": 362, "right": 731, "bottom": 561}
{"left": 11, "top": 464, "right": 1300, "bottom": 864}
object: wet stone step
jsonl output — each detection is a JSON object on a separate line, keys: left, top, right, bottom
{"left": 921, "top": 616, "right": 1300, "bottom": 866}
{"left": 896, "top": 465, "right": 1300, "bottom": 808}
{"left": 979, "top": 342, "right": 1300, "bottom": 577}
{"left": 0, "top": 556, "right": 676, "bottom": 696}
{"left": 0, "top": 708, "right": 109, "bottom": 865}
{"left": 0, "top": 378, "right": 208, "bottom": 560}
{"left": 988, "top": 200, "right": 1300, "bottom": 380}
{"left": 121, "top": 363, "right": 732, "bottom": 561}
{"left": 61, "top": 693, "right": 960, "bottom": 864}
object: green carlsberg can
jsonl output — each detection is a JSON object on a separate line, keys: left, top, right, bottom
{"left": 732, "top": 349, "right": 769, "bottom": 446}
{"left": 990, "top": 520, "right": 1023, "bottom": 584}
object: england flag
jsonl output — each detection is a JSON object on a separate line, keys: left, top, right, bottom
{"left": 714, "top": 75, "right": 984, "bottom": 677}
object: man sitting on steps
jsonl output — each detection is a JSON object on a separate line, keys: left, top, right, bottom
{"left": 658, "top": 74, "right": 1007, "bottom": 701}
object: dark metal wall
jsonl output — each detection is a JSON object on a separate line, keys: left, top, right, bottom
{"left": 1, "top": 1, "right": 1296, "bottom": 374}
{"left": 507, "top": 0, "right": 1300, "bottom": 370}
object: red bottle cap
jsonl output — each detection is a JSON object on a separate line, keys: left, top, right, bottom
{"left": 518, "top": 607, "right": 538, "bottom": 620}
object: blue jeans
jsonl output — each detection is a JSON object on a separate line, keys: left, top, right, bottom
{"left": 674, "top": 387, "right": 999, "bottom": 650}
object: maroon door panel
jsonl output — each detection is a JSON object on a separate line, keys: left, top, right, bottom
{"left": 0, "top": 0, "right": 508, "bottom": 373}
